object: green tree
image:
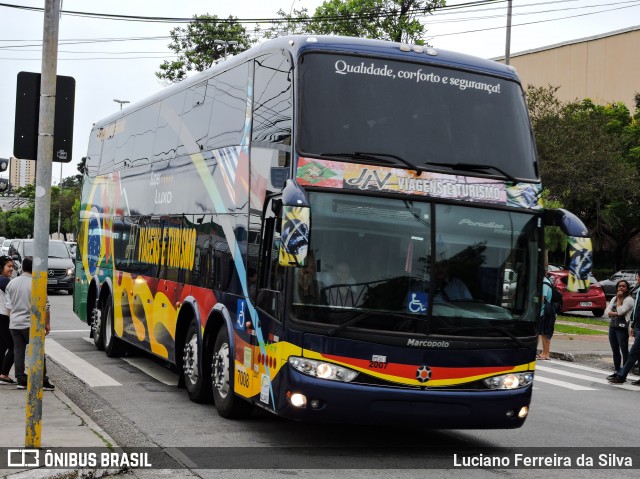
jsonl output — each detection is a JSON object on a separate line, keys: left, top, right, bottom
{"left": 156, "top": 15, "right": 253, "bottom": 84}
{"left": 527, "top": 85, "right": 640, "bottom": 270}
{"left": 6, "top": 205, "right": 35, "bottom": 238}
{"left": 306, "top": 0, "right": 445, "bottom": 43}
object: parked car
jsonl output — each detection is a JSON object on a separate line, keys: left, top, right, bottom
{"left": 0, "top": 239, "right": 11, "bottom": 255}
{"left": 65, "top": 241, "right": 77, "bottom": 258}
{"left": 546, "top": 270, "right": 607, "bottom": 317}
{"left": 9, "top": 239, "right": 75, "bottom": 294}
{"left": 599, "top": 270, "right": 639, "bottom": 299}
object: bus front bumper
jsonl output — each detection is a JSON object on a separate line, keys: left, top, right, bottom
{"left": 275, "top": 364, "right": 532, "bottom": 429}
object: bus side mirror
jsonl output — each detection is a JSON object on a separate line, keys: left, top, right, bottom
{"left": 543, "top": 208, "right": 593, "bottom": 292}
{"left": 278, "top": 180, "right": 310, "bottom": 268}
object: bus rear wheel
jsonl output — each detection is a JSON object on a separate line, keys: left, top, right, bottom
{"left": 182, "top": 319, "right": 212, "bottom": 403}
{"left": 102, "top": 297, "right": 125, "bottom": 358}
{"left": 211, "top": 325, "right": 253, "bottom": 419}
{"left": 91, "top": 299, "right": 105, "bottom": 351}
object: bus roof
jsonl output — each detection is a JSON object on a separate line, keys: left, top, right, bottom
{"left": 92, "top": 35, "right": 521, "bottom": 130}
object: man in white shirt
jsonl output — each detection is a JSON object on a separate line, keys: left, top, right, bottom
{"left": 6, "top": 256, "right": 54, "bottom": 391}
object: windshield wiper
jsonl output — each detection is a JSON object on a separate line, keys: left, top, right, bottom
{"left": 424, "top": 162, "right": 519, "bottom": 185}
{"left": 320, "top": 152, "right": 426, "bottom": 176}
{"left": 439, "top": 325, "right": 526, "bottom": 347}
{"left": 327, "top": 311, "right": 428, "bottom": 336}
{"left": 327, "top": 311, "right": 374, "bottom": 336}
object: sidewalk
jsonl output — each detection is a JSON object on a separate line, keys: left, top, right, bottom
{"left": 0, "top": 334, "right": 616, "bottom": 479}
{"left": 0, "top": 384, "right": 121, "bottom": 479}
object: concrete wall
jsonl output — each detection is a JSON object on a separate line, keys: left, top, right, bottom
{"left": 504, "top": 27, "right": 640, "bottom": 112}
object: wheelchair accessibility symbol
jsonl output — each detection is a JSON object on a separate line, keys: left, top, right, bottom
{"left": 236, "top": 299, "right": 246, "bottom": 331}
{"left": 407, "top": 292, "right": 428, "bottom": 313}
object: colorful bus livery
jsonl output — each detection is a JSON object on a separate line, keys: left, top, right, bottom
{"left": 74, "top": 35, "right": 592, "bottom": 428}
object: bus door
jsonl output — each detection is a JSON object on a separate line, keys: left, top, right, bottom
{"left": 247, "top": 197, "right": 287, "bottom": 411}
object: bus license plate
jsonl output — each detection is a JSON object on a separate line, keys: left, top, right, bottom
{"left": 579, "top": 301, "right": 592, "bottom": 307}
{"left": 47, "top": 279, "right": 57, "bottom": 285}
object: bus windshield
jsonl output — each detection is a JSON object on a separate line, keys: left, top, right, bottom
{"left": 298, "top": 52, "right": 537, "bottom": 181}
{"left": 291, "top": 192, "right": 539, "bottom": 337}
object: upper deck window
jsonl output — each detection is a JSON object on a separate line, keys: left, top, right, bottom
{"left": 298, "top": 53, "right": 537, "bottom": 182}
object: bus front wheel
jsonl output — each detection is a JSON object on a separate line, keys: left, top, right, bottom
{"left": 211, "top": 325, "right": 253, "bottom": 419}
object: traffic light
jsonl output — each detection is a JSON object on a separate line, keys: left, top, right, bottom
{"left": 0, "top": 158, "right": 7, "bottom": 172}
{"left": 13, "top": 72, "right": 75, "bottom": 163}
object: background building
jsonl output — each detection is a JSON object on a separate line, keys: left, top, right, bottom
{"left": 500, "top": 25, "right": 640, "bottom": 112}
{"left": 9, "top": 156, "right": 36, "bottom": 189}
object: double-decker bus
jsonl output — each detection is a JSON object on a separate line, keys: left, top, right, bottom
{"left": 73, "top": 35, "right": 592, "bottom": 428}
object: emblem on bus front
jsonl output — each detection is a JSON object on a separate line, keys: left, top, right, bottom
{"left": 416, "top": 366, "right": 431, "bottom": 383}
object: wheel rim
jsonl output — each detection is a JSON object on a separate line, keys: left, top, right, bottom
{"left": 213, "top": 342, "right": 230, "bottom": 398}
{"left": 92, "top": 308, "right": 101, "bottom": 342}
{"left": 104, "top": 305, "right": 112, "bottom": 345}
{"left": 183, "top": 333, "right": 199, "bottom": 385}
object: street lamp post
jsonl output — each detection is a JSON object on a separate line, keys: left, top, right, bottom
{"left": 113, "top": 98, "right": 130, "bottom": 110}
{"left": 57, "top": 161, "right": 62, "bottom": 237}
{"left": 214, "top": 39, "right": 238, "bottom": 59}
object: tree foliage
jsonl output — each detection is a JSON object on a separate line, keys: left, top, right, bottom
{"left": 527, "top": 85, "right": 640, "bottom": 269}
{"left": 0, "top": 179, "right": 80, "bottom": 240}
{"left": 266, "top": 0, "right": 446, "bottom": 43}
{"left": 156, "top": 15, "right": 253, "bottom": 84}
{"left": 306, "top": 0, "right": 445, "bottom": 43}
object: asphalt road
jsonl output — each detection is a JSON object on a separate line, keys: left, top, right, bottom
{"left": 46, "top": 292, "right": 640, "bottom": 478}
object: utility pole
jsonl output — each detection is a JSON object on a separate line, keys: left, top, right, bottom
{"left": 505, "top": 0, "right": 513, "bottom": 65}
{"left": 25, "top": 0, "right": 59, "bottom": 448}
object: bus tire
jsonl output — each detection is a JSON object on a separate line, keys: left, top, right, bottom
{"left": 91, "top": 298, "right": 105, "bottom": 351}
{"left": 103, "top": 297, "right": 125, "bottom": 358}
{"left": 182, "top": 319, "right": 212, "bottom": 403}
{"left": 211, "top": 325, "right": 253, "bottom": 419}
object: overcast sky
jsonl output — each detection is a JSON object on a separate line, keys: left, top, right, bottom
{"left": 1, "top": 0, "right": 639, "bottom": 183}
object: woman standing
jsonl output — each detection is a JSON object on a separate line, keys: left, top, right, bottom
{"left": 605, "top": 279, "right": 634, "bottom": 379}
{"left": 0, "top": 256, "right": 15, "bottom": 384}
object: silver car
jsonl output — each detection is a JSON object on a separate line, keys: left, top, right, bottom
{"left": 0, "top": 239, "right": 11, "bottom": 255}
{"left": 600, "top": 270, "right": 638, "bottom": 299}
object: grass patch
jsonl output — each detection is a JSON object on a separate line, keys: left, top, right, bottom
{"left": 554, "top": 324, "right": 607, "bottom": 335}
{"left": 557, "top": 315, "right": 608, "bottom": 327}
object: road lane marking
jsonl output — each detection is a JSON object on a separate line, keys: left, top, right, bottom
{"left": 83, "top": 336, "right": 177, "bottom": 386}
{"left": 536, "top": 365, "right": 640, "bottom": 391}
{"left": 534, "top": 376, "right": 597, "bottom": 390}
{"left": 45, "top": 339, "right": 121, "bottom": 387}
{"left": 50, "top": 329, "right": 90, "bottom": 333}
{"left": 122, "top": 357, "right": 178, "bottom": 386}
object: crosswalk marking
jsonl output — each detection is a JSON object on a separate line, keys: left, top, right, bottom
{"left": 545, "top": 359, "right": 640, "bottom": 382}
{"left": 533, "top": 376, "right": 597, "bottom": 390}
{"left": 46, "top": 339, "right": 121, "bottom": 387}
{"left": 536, "top": 364, "right": 640, "bottom": 391}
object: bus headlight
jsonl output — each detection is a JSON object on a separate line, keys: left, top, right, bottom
{"left": 289, "top": 357, "right": 358, "bottom": 382}
{"left": 483, "top": 372, "right": 534, "bottom": 389}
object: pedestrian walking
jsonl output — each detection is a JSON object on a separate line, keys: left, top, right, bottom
{"left": 609, "top": 273, "right": 640, "bottom": 385}
{"left": 604, "top": 279, "right": 634, "bottom": 378}
{"left": 0, "top": 256, "right": 15, "bottom": 384}
{"left": 6, "top": 256, "right": 55, "bottom": 390}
